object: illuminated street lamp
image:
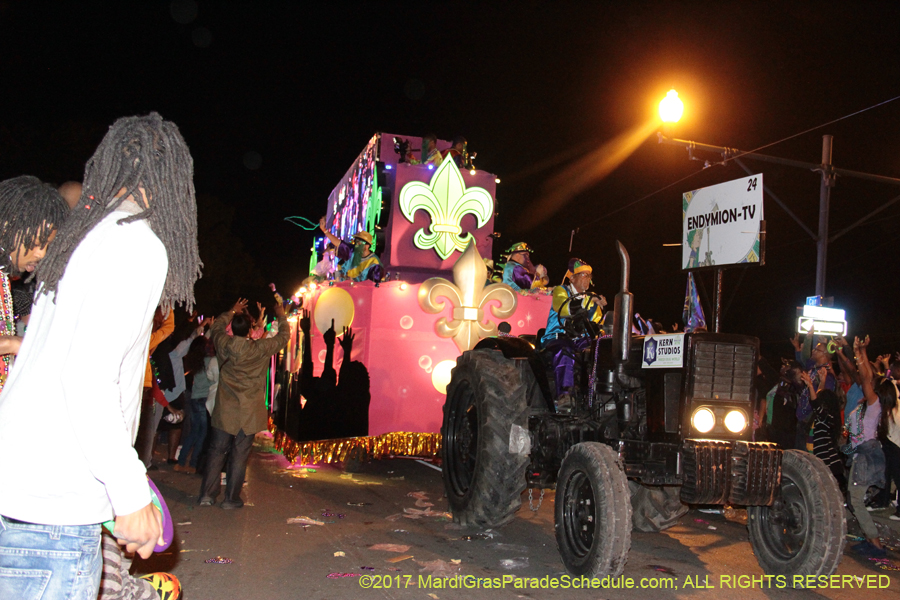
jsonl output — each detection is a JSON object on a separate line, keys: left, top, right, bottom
{"left": 658, "top": 89, "right": 684, "bottom": 123}
{"left": 658, "top": 90, "right": 900, "bottom": 304}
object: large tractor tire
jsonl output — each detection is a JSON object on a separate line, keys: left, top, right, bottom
{"left": 747, "top": 450, "right": 846, "bottom": 580}
{"left": 555, "top": 442, "right": 632, "bottom": 577}
{"left": 441, "top": 349, "right": 530, "bottom": 527}
{"left": 629, "top": 481, "right": 688, "bottom": 532}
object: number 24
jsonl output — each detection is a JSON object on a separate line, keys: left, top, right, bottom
{"left": 747, "top": 177, "right": 758, "bottom": 192}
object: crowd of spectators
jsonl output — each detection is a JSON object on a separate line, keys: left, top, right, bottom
{"left": 755, "top": 328, "right": 900, "bottom": 558}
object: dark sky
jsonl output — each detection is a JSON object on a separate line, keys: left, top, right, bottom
{"left": 2, "top": 1, "right": 899, "bottom": 357}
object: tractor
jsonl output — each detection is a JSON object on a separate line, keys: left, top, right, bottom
{"left": 440, "top": 242, "right": 845, "bottom": 579}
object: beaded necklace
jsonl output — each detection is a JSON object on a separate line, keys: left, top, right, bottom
{"left": 847, "top": 403, "right": 865, "bottom": 448}
{"left": 0, "top": 270, "right": 14, "bottom": 391}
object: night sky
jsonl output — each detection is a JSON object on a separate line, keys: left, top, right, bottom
{"left": 2, "top": 1, "right": 899, "bottom": 359}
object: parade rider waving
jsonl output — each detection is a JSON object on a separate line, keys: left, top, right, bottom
{"left": 319, "top": 217, "right": 383, "bottom": 283}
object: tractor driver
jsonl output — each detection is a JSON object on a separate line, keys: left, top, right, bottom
{"left": 540, "top": 258, "right": 607, "bottom": 410}
{"left": 318, "top": 217, "right": 383, "bottom": 283}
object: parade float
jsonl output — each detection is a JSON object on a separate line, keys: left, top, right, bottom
{"left": 271, "top": 134, "right": 552, "bottom": 463}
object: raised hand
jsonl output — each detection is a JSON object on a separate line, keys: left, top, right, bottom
{"left": 816, "top": 366, "right": 828, "bottom": 390}
{"left": 318, "top": 216, "right": 327, "bottom": 232}
{"left": 340, "top": 326, "right": 355, "bottom": 355}
{"left": 255, "top": 303, "right": 267, "bottom": 329}
{"left": 231, "top": 298, "right": 249, "bottom": 314}
{"left": 789, "top": 332, "right": 801, "bottom": 351}
{"left": 322, "top": 319, "right": 336, "bottom": 346}
{"left": 299, "top": 309, "right": 311, "bottom": 333}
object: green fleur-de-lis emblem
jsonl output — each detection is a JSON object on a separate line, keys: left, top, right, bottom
{"left": 399, "top": 157, "right": 494, "bottom": 260}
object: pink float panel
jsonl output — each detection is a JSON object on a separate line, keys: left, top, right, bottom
{"left": 302, "top": 280, "right": 552, "bottom": 436}
{"left": 382, "top": 163, "right": 496, "bottom": 271}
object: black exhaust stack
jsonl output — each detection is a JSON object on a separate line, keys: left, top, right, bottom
{"left": 612, "top": 241, "right": 634, "bottom": 373}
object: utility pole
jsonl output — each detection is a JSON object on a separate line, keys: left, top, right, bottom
{"left": 815, "top": 135, "right": 835, "bottom": 298}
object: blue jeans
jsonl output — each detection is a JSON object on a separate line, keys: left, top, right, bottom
{"left": 178, "top": 396, "right": 209, "bottom": 468}
{"left": 0, "top": 515, "right": 101, "bottom": 600}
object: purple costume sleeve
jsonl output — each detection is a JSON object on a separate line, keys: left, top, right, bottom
{"left": 511, "top": 264, "right": 534, "bottom": 290}
{"left": 336, "top": 240, "right": 353, "bottom": 261}
{"left": 367, "top": 263, "right": 384, "bottom": 283}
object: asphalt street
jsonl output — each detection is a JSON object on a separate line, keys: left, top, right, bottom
{"left": 137, "top": 434, "right": 900, "bottom": 600}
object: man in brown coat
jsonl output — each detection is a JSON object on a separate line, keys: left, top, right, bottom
{"left": 200, "top": 298, "right": 289, "bottom": 508}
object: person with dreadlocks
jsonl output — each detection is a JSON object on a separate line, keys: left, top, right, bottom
{"left": 318, "top": 216, "right": 383, "bottom": 283}
{"left": 0, "top": 113, "right": 200, "bottom": 600}
{"left": 0, "top": 177, "right": 68, "bottom": 383}
{"left": 501, "top": 242, "right": 548, "bottom": 292}
{"left": 540, "top": 258, "right": 607, "bottom": 411}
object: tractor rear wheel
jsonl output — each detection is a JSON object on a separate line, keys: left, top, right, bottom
{"left": 441, "top": 349, "right": 530, "bottom": 527}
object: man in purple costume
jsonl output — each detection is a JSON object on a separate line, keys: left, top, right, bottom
{"left": 501, "top": 242, "right": 547, "bottom": 291}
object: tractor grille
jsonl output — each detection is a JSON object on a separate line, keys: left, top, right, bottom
{"left": 680, "top": 439, "right": 782, "bottom": 506}
{"left": 680, "top": 439, "right": 731, "bottom": 504}
{"left": 691, "top": 341, "right": 755, "bottom": 402}
{"left": 729, "top": 441, "right": 782, "bottom": 505}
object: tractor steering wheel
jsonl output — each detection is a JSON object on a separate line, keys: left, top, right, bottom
{"left": 558, "top": 292, "right": 605, "bottom": 339}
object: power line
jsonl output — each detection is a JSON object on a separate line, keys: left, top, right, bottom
{"left": 533, "top": 94, "right": 900, "bottom": 248}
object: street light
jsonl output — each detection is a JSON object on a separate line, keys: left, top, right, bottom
{"left": 659, "top": 89, "right": 684, "bottom": 123}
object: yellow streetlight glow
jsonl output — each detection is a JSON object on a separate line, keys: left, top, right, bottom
{"left": 659, "top": 89, "right": 684, "bottom": 123}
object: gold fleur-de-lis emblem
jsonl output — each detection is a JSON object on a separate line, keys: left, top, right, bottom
{"left": 399, "top": 157, "right": 494, "bottom": 260}
{"left": 418, "top": 240, "right": 517, "bottom": 352}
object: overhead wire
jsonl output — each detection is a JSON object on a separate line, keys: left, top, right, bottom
{"left": 532, "top": 93, "right": 900, "bottom": 246}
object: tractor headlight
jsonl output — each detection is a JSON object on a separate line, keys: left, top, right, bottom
{"left": 691, "top": 407, "right": 715, "bottom": 433}
{"left": 724, "top": 410, "right": 747, "bottom": 433}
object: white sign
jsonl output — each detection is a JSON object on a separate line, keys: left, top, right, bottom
{"left": 796, "top": 305, "right": 847, "bottom": 336}
{"left": 683, "top": 174, "right": 764, "bottom": 270}
{"left": 642, "top": 334, "right": 686, "bottom": 369}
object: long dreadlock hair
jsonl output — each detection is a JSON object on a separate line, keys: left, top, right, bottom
{"left": 36, "top": 113, "right": 202, "bottom": 312}
{"left": 0, "top": 176, "right": 68, "bottom": 276}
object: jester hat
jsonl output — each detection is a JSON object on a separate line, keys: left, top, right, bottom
{"left": 505, "top": 242, "right": 533, "bottom": 255}
{"left": 564, "top": 257, "right": 592, "bottom": 282}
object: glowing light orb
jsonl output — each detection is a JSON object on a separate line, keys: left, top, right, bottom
{"left": 418, "top": 355, "right": 432, "bottom": 370}
{"left": 399, "top": 315, "right": 414, "bottom": 329}
{"left": 431, "top": 360, "right": 456, "bottom": 394}
{"left": 517, "top": 320, "right": 525, "bottom": 328}
{"left": 318, "top": 349, "right": 327, "bottom": 363}
{"left": 659, "top": 89, "right": 684, "bottom": 124}
{"left": 314, "top": 287, "right": 355, "bottom": 334}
